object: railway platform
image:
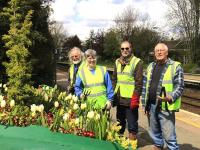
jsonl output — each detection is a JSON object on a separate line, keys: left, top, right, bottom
{"left": 56, "top": 68, "right": 200, "bottom": 150}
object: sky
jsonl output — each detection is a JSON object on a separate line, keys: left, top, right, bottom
{"left": 50, "top": 0, "right": 168, "bottom": 40}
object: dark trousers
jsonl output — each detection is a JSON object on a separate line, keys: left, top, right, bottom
{"left": 116, "top": 105, "right": 138, "bottom": 134}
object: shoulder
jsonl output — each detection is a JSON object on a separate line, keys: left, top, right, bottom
{"left": 168, "top": 58, "right": 182, "bottom": 68}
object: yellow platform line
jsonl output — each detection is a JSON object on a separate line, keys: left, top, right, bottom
{"left": 176, "top": 110, "right": 200, "bottom": 128}
{"left": 176, "top": 116, "right": 200, "bottom": 129}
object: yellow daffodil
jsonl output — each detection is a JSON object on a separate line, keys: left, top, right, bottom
{"left": 80, "top": 103, "right": 87, "bottom": 110}
{"left": 10, "top": 100, "right": 15, "bottom": 108}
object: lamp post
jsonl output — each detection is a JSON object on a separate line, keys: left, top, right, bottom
{"left": 54, "top": 48, "right": 58, "bottom": 85}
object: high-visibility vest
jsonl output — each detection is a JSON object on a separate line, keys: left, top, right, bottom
{"left": 114, "top": 56, "right": 141, "bottom": 98}
{"left": 145, "top": 61, "right": 181, "bottom": 111}
{"left": 69, "top": 61, "right": 85, "bottom": 86}
{"left": 78, "top": 65, "right": 107, "bottom": 109}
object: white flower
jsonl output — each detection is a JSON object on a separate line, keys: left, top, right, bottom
{"left": 0, "top": 100, "right": 6, "bottom": 108}
{"left": 75, "top": 118, "right": 79, "bottom": 125}
{"left": 95, "top": 113, "right": 100, "bottom": 120}
{"left": 72, "top": 95, "right": 78, "bottom": 102}
{"left": 44, "top": 93, "right": 48, "bottom": 101}
{"left": 38, "top": 104, "right": 44, "bottom": 112}
{"left": 10, "top": 100, "right": 15, "bottom": 108}
{"left": 45, "top": 86, "right": 49, "bottom": 90}
{"left": 73, "top": 103, "right": 79, "bottom": 110}
{"left": 63, "top": 113, "right": 69, "bottom": 121}
{"left": 80, "top": 103, "right": 87, "bottom": 110}
{"left": 0, "top": 83, "right": 2, "bottom": 87}
{"left": 3, "top": 84, "right": 6, "bottom": 88}
{"left": 87, "top": 111, "right": 94, "bottom": 119}
{"left": 0, "top": 95, "right": 3, "bottom": 101}
{"left": 4, "top": 87, "right": 8, "bottom": 92}
{"left": 36, "top": 106, "right": 40, "bottom": 111}
{"left": 31, "top": 104, "right": 37, "bottom": 112}
{"left": 54, "top": 101, "right": 59, "bottom": 108}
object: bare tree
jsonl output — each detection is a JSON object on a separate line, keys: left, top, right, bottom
{"left": 49, "top": 21, "right": 68, "bottom": 49}
{"left": 114, "top": 5, "right": 138, "bottom": 41}
{"left": 164, "top": 0, "right": 200, "bottom": 63}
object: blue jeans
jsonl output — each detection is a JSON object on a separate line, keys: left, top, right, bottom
{"left": 116, "top": 105, "right": 138, "bottom": 134}
{"left": 149, "top": 104, "right": 179, "bottom": 150}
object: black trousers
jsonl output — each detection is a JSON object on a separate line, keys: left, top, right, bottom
{"left": 116, "top": 105, "right": 138, "bottom": 134}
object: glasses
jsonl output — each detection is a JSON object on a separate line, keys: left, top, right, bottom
{"left": 121, "top": 47, "right": 129, "bottom": 51}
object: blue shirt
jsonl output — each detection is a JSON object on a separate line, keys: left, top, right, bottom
{"left": 75, "top": 69, "right": 114, "bottom": 101}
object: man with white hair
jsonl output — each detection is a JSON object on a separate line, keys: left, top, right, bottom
{"left": 67, "top": 47, "right": 84, "bottom": 94}
{"left": 75, "top": 49, "right": 113, "bottom": 110}
{"left": 142, "top": 43, "right": 184, "bottom": 150}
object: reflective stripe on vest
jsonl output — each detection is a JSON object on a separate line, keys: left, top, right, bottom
{"left": 79, "top": 65, "right": 107, "bottom": 109}
{"left": 114, "top": 56, "right": 141, "bottom": 98}
{"left": 69, "top": 62, "right": 85, "bottom": 86}
{"left": 145, "top": 61, "right": 181, "bottom": 111}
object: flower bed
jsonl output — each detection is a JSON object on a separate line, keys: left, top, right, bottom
{"left": 0, "top": 84, "right": 137, "bottom": 150}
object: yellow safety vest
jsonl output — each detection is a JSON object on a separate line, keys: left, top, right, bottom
{"left": 78, "top": 65, "right": 107, "bottom": 109}
{"left": 114, "top": 56, "right": 141, "bottom": 98}
{"left": 69, "top": 61, "right": 85, "bottom": 86}
{"left": 145, "top": 61, "right": 181, "bottom": 111}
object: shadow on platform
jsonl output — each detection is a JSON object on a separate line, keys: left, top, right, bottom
{"left": 179, "top": 144, "right": 200, "bottom": 150}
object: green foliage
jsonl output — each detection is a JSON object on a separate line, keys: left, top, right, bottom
{"left": 103, "top": 30, "right": 120, "bottom": 61}
{"left": 130, "top": 27, "right": 160, "bottom": 61}
{"left": 2, "top": 0, "right": 33, "bottom": 104}
{"left": 0, "top": 0, "right": 55, "bottom": 86}
{"left": 183, "top": 63, "right": 199, "bottom": 73}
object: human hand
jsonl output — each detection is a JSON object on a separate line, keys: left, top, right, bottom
{"left": 157, "top": 95, "right": 172, "bottom": 103}
{"left": 105, "top": 101, "right": 112, "bottom": 110}
{"left": 80, "top": 93, "right": 85, "bottom": 100}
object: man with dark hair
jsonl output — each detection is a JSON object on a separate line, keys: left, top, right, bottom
{"left": 113, "top": 41, "right": 143, "bottom": 143}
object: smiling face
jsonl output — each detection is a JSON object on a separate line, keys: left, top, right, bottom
{"left": 86, "top": 54, "right": 97, "bottom": 69}
{"left": 85, "top": 49, "right": 97, "bottom": 69}
{"left": 120, "top": 41, "right": 132, "bottom": 58}
{"left": 154, "top": 43, "right": 168, "bottom": 62}
{"left": 70, "top": 50, "right": 81, "bottom": 64}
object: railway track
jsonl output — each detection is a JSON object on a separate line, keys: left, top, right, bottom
{"left": 182, "top": 94, "right": 200, "bottom": 115}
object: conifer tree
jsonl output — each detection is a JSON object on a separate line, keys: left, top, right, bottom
{"left": 2, "top": 0, "right": 33, "bottom": 103}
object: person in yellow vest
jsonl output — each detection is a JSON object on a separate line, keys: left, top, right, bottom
{"left": 75, "top": 49, "right": 114, "bottom": 110}
{"left": 113, "top": 41, "right": 143, "bottom": 141}
{"left": 141, "top": 43, "right": 184, "bottom": 150}
{"left": 67, "top": 47, "right": 85, "bottom": 94}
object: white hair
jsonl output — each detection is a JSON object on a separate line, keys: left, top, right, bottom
{"left": 85, "top": 49, "right": 97, "bottom": 58}
{"left": 68, "top": 47, "right": 84, "bottom": 63}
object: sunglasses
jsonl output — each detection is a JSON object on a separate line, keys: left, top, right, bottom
{"left": 121, "top": 47, "right": 129, "bottom": 51}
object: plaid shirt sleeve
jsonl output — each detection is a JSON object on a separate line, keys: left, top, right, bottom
{"left": 141, "top": 73, "right": 147, "bottom": 107}
{"left": 171, "top": 64, "right": 184, "bottom": 101}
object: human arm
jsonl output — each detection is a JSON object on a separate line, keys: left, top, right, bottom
{"left": 133, "top": 60, "right": 143, "bottom": 96}
{"left": 104, "top": 71, "right": 114, "bottom": 102}
{"left": 74, "top": 75, "right": 84, "bottom": 99}
{"left": 130, "top": 61, "right": 143, "bottom": 109}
